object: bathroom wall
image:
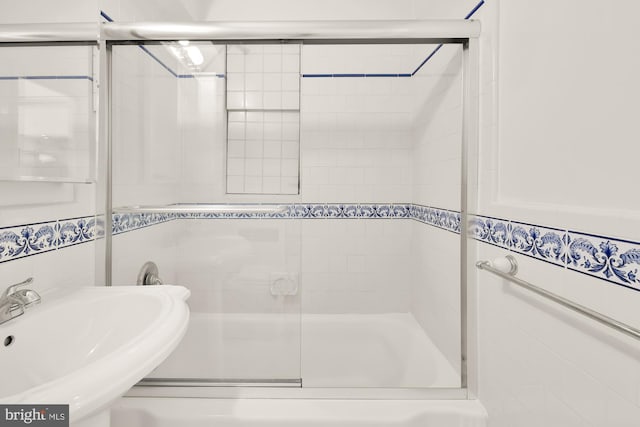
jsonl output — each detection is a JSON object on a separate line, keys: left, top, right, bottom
{"left": 410, "top": 44, "right": 463, "bottom": 373}
{"left": 297, "top": 45, "right": 417, "bottom": 314}
{"left": 177, "top": 49, "right": 226, "bottom": 202}
{"left": 474, "top": 1, "right": 640, "bottom": 425}
{"left": 0, "top": 41, "right": 97, "bottom": 294}
{"left": 107, "top": 40, "right": 435, "bottom": 315}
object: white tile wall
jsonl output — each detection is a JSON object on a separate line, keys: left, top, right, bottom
{"left": 301, "top": 219, "right": 412, "bottom": 314}
{"left": 410, "top": 222, "right": 461, "bottom": 378}
{"left": 300, "top": 46, "right": 419, "bottom": 204}
{"left": 407, "top": 42, "right": 463, "bottom": 376}
{"left": 226, "top": 44, "right": 301, "bottom": 194}
{"left": 476, "top": 1, "right": 640, "bottom": 425}
{"left": 111, "top": 220, "right": 180, "bottom": 287}
{"left": 112, "top": 44, "right": 181, "bottom": 207}
{"left": 227, "top": 111, "right": 300, "bottom": 194}
{"left": 0, "top": 181, "right": 95, "bottom": 228}
{"left": 174, "top": 219, "right": 301, "bottom": 314}
{"left": 109, "top": 41, "right": 464, "bottom": 325}
{"left": 478, "top": 243, "right": 640, "bottom": 427}
{"left": 411, "top": 44, "right": 463, "bottom": 211}
{"left": 177, "top": 47, "right": 227, "bottom": 202}
{"left": 0, "top": 240, "right": 96, "bottom": 294}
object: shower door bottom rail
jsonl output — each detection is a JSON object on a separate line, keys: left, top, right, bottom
{"left": 137, "top": 378, "right": 302, "bottom": 388}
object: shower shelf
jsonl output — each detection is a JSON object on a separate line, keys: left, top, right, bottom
{"left": 113, "top": 204, "right": 288, "bottom": 215}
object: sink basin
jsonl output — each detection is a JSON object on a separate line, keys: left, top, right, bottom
{"left": 0, "top": 285, "right": 190, "bottom": 425}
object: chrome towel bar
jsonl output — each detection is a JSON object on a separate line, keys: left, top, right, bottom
{"left": 476, "top": 256, "right": 640, "bottom": 341}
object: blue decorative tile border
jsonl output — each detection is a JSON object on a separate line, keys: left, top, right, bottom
{"left": 4, "top": 205, "right": 639, "bottom": 293}
{"left": 112, "top": 206, "right": 640, "bottom": 292}
{"left": 110, "top": 203, "right": 413, "bottom": 224}
{"left": 284, "top": 203, "right": 412, "bottom": 219}
{"left": 0, "top": 216, "right": 97, "bottom": 264}
{"left": 566, "top": 231, "right": 640, "bottom": 291}
{"left": 57, "top": 216, "right": 98, "bottom": 247}
{"left": 470, "top": 214, "right": 640, "bottom": 292}
{"left": 112, "top": 212, "right": 175, "bottom": 235}
{"left": 410, "top": 204, "right": 461, "bottom": 234}
{"left": 109, "top": 203, "right": 452, "bottom": 228}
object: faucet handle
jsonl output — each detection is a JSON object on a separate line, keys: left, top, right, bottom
{"left": 2, "top": 277, "right": 34, "bottom": 298}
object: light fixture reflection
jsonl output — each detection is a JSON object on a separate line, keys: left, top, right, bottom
{"left": 186, "top": 46, "right": 204, "bottom": 66}
{"left": 167, "top": 41, "right": 204, "bottom": 70}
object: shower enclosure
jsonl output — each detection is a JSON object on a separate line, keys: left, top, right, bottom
{"left": 103, "top": 21, "right": 479, "bottom": 397}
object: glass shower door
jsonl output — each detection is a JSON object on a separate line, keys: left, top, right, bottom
{"left": 109, "top": 42, "right": 302, "bottom": 385}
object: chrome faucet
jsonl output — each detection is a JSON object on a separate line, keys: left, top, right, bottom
{"left": 0, "top": 278, "right": 41, "bottom": 325}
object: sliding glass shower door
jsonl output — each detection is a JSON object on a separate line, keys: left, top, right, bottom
{"left": 108, "top": 38, "right": 468, "bottom": 391}
{"left": 109, "top": 42, "right": 302, "bottom": 385}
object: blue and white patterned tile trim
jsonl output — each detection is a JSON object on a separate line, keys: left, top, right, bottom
{"left": 158, "top": 204, "right": 412, "bottom": 220}
{"left": 509, "top": 221, "right": 566, "bottom": 267}
{"left": 111, "top": 203, "right": 446, "bottom": 226}
{"left": 0, "top": 221, "right": 56, "bottom": 262}
{"left": 111, "top": 212, "right": 176, "bottom": 235}
{"left": 287, "top": 203, "right": 411, "bottom": 219}
{"left": 410, "top": 204, "right": 461, "bottom": 234}
{"left": 470, "top": 214, "right": 640, "bottom": 292}
{"left": 57, "top": 216, "right": 98, "bottom": 248}
{"left": 0, "top": 216, "right": 96, "bottom": 264}
{"left": 566, "top": 231, "right": 640, "bottom": 291}
{"left": 468, "top": 215, "right": 510, "bottom": 248}
{"left": 4, "top": 206, "right": 639, "bottom": 293}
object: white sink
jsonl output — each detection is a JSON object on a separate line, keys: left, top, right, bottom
{"left": 0, "top": 285, "right": 190, "bottom": 425}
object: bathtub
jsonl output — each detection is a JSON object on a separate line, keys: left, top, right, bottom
{"left": 111, "top": 398, "right": 487, "bottom": 427}
{"left": 145, "top": 312, "right": 460, "bottom": 388}
{"left": 116, "top": 312, "right": 484, "bottom": 426}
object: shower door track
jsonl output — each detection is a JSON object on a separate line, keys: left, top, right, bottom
{"left": 137, "top": 378, "right": 302, "bottom": 388}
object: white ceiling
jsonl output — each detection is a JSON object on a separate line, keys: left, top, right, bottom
{"left": 109, "top": 0, "right": 476, "bottom": 22}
